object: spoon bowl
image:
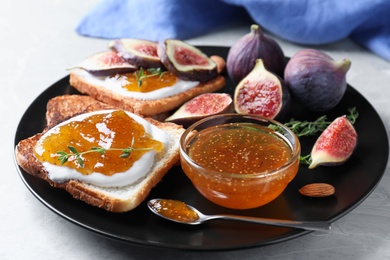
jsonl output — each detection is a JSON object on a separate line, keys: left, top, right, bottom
{"left": 147, "top": 199, "right": 330, "bottom": 231}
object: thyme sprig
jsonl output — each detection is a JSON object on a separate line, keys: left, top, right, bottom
{"left": 281, "top": 107, "right": 359, "bottom": 137}
{"left": 56, "top": 137, "right": 153, "bottom": 168}
{"left": 270, "top": 107, "right": 358, "bottom": 138}
{"left": 135, "top": 67, "right": 167, "bottom": 87}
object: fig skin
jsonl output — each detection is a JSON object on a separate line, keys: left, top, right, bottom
{"left": 165, "top": 93, "right": 233, "bottom": 127}
{"left": 309, "top": 116, "right": 358, "bottom": 169}
{"left": 227, "top": 24, "right": 285, "bottom": 84}
{"left": 284, "top": 49, "right": 351, "bottom": 112}
{"left": 71, "top": 51, "right": 137, "bottom": 76}
{"left": 157, "top": 39, "right": 218, "bottom": 83}
{"left": 109, "top": 39, "right": 163, "bottom": 69}
{"left": 234, "top": 59, "right": 290, "bottom": 120}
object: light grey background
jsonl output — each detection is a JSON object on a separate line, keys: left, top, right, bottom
{"left": 1, "top": 1, "right": 389, "bottom": 259}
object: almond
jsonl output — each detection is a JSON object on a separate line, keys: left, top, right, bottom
{"left": 299, "top": 183, "right": 335, "bottom": 197}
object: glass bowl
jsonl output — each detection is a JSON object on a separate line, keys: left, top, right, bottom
{"left": 180, "top": 114, "right": 300, "bottom": 209}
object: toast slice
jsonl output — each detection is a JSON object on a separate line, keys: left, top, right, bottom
{"left": 15, "top": 95, "right": 185, "bottom": 212}
{"left": 69, "top": 56, "right": 226, "bottom": 117}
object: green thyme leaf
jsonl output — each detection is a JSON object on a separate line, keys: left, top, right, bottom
{"left": 77, "top": 157, "right": 84, "bottom": 168}
{"left": 67, "top": 146, "right": 79, "bottom": 155}
{"left": 120, "top": 152, "right": 130, "bottom": 158}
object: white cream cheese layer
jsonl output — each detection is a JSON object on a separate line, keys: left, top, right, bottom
{"left": 75, "top": 69, "right": 199, "bottom": 100}
{"left": 34, "top": 110, "right": 169, "bottom": 187}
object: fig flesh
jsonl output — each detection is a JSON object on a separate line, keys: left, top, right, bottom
{"left": 109, "top": 39, "right": 163, "bottom": 68}
{"left": 157, "top": 39, "right": 218, "bottom": 82}
{"left": 165, "top": 93, "right": 233, "bottom": 127}
{"left": 72, "top": 51, "right": 137, "bottom": 76}
{"left": 227, "top": 24, "right": 285, "bottom": 84}
{"left": 284, "top": 49, "right": 351, "bottom": 112}
{"left": 309, "top": 116, "right": 357, "bottom": 169}
{"left": 234, "top": 59, "right": 290, "bottom": 119}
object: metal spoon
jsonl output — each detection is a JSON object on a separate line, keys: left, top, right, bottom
{"left": 147, "top": 199, "right": 330, "bottom": 231}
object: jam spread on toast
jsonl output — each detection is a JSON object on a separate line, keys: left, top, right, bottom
{"left": 35, "top": 110, "right": 163, "bottom": 176}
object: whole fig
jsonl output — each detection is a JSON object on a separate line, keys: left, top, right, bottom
{"left": 227, "top": 24, "right": 285, "bottom": 84}
{"left": 284, "top": 49, "right": 351, "bottom": 112}
{"left": 234, "top": 59, "right": 290, "bottom": 120}
{"left": 309, "top": 116, "right": 357, "bottom": 169}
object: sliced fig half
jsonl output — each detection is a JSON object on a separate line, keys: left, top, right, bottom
{"left": 157, "top": 39, "right": 218, "bottom": 82}
{"left": 109, "top": 39, "right": 163, "bottom": 68}
{"left": 165, "top": 93, "right": 233, "bottom": 127}
{"left": 71, "top": 51, "right": 137, "bottom": 76}
{"left": 309, "top": 116, "right": 358, "bottom": 169}
{"left": 234, "top": 59, "right": 290, "bottom": 119}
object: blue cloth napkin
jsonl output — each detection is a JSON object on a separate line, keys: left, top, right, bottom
{"left": 76, "top": 0, "right": 390, "bottom": 61}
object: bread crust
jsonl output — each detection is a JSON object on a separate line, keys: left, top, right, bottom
{"left": 15, "top": 95, "right": 185, "bottom": 212}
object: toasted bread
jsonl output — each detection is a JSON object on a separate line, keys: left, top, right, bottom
{"left": 15, "top": 95, "right": 185, "bottom": 212}
{"left": 69, "top": 56, "right": 226, "bottom": 117}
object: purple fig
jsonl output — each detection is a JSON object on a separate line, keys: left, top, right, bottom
{"left": 165, "top": 93, "right": 233, "bottom": 127}
{"left": 234, "top": 59, "right": 290, "bottom": 120}
{"left": 157, "top": 39, "right": 218, "bottom": 82}
{"left": 309, "top": 116, "right": 358, "bottom": 169}
{"left": 71, "top": 51, "right": 137, "bottom": 76}
{"left": 109, "top": 39, "right": 163, "bottom": 68}
{"left": 284, "top": 49, "right": 351, "bottom": 112}
{"left": 227, "top": 24, "right": 285, "bottom": 84}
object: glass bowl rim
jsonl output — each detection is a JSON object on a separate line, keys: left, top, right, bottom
{"left": 179, "top": 113, "right": 301, "bottom": 179}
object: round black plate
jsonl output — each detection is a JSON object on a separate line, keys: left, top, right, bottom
{"left": 14, "top": 46, "right": 389, "bottom": 250}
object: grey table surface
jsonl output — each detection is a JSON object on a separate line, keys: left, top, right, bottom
{"left": 1, "top": 1, "right": 390, "bottom": 259}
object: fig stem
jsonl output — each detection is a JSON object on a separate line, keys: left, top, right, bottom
{"left": 335, "top": 58, "right": 351, "bottom": 73}
{"left": 250, "top": 24, "right": 262, "bottom": 36}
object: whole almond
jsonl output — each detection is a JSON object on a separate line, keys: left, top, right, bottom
{"left": 299, "top": 183, "right": 335, "bottom": 197}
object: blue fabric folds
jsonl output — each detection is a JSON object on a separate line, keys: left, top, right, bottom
{"left": 76, "top": 0, "right": 390, "bottom": 61}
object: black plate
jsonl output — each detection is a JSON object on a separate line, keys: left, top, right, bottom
{"left": 14, "top": 46, "right": 389, "bottom": 250}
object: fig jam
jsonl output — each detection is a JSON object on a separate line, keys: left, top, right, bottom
{"left": 188, "top": 124, "right": 291, "bottom": 174}
{"left": 121, "top": 70, "right": 177, "bottom": 92}
{"left": 181, "top": 123, "right": 299, "bottom": 209}
{"left": 150, "top": 199, "right": 199, "bottom": 223}
{"left": 35, "top": 110, "right": 163, "bottom": 176}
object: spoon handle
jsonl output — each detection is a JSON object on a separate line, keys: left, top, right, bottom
{"left": 210, "top": 214, "right": 330, "bottom": 231}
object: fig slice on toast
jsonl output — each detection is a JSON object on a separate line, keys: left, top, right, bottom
{"left": 158, "top": 39, "right": 218, "bottom": 82}
{"left": 109, "top": 39, "right": 163, "bottom": 69}
{"left": 309, "top": 116, "right": 358, "bottom": 169}
{"left": 71, "top": 51, "right": 137, "bottom": 76}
